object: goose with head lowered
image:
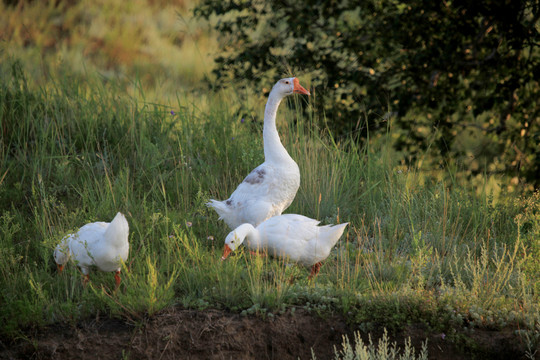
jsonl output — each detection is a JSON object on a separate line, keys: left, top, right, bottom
{"left": 54, "top": 212, "right": 129, "bottom": 288}
{"left": 207, "top": 77, "right": 310, "bottom": 229}
{"left": 221, "top": 214, "right": 348, "bottom": 279}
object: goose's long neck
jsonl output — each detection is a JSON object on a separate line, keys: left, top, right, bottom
{"left": 263, "top": 93, "right": 294, "bottom": 164}
{"left": 235, "top": 224, "right": 262, "bottom": 250}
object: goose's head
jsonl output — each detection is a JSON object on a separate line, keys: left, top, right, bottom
{"left": 221, "top": 223, "right": 256, "bottom": 260}
{"left": 271, "top": 77, "right": 310, "bottom": 98}
{"left": 221, "top": 231, "right": 243, "bottom": 260}
{"left": 54, "top": 238, "right": 71, "bottom": 273}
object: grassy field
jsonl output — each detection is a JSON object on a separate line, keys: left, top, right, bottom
{"left": 1, "top": 1, "right": 539, "bottom": 358}
{"left": 1, "top": 59, "right": 539, "bottom": 357}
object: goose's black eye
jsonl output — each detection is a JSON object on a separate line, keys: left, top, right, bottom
{"left": 285, "top": 81, "right": 289, "bottom": 85}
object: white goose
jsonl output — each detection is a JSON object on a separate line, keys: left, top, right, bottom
{"left": 54, "top": 212, "right": 129, "bottom": 288}
{"left": 207, "top": 77, "right": 310, "bottom": 229}
{"left": 221, "top": 214, "right": 349, "bottom": 279}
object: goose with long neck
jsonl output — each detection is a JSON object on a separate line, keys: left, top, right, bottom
{"left": 207, "top": 77, "right": 310, "bottom": 229}
{"left": 221, "top": 214, "right": 349, "bottom": 279}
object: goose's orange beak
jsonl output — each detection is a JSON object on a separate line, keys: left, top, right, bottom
{"left": 293, "top": 78, "right": 310, "bottom": 95}
{"left": 56, "top": 264, "right": 64, "bottom": 274}
{"left": 221, "top": 244, "right": 232, "bottom": 261}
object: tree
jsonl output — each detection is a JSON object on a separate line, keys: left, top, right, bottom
{"left": 195, "top": 0, "right": 540, "bottom": 185}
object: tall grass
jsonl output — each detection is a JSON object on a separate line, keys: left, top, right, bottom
{"left": 0, "top": 62, "right": 538, "bottom": 355}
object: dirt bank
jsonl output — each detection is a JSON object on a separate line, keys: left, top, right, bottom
{"left": 0, "top": 307, "right": 533, "bottom": 359}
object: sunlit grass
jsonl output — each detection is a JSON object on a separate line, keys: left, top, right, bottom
{"left": 0, "top": 0, "right": 216, "bottom": 105}
{"left": 0, "top": 59, "right": 538, "bottom": 356}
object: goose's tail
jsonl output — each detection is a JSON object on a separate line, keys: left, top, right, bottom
{"left": 321, "top": 222, "right": 349, "bottom": 247}
{"left": 104, "top": 212, "right": 130, "bottom": 245}
{"left": 206, "top": 199, "right": 228, "bottom": 221}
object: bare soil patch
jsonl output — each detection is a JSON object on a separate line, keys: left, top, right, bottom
{"left": 0, "top": 307, "right": 534, "bottom": 359}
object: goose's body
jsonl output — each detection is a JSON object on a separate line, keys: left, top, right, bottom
{"left": 207, "top": 77, "right": 310, "bottom": 229}
{"left": 221, "top": 214, "right": 348, "bottom": 278}
{"left": 54, "top": 212, "right": 129, "bottom": 287}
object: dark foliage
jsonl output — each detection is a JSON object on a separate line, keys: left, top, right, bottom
{"left": 195, "top": 0, "right": 540, "bottom": 184}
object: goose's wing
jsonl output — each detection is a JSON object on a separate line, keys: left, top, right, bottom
{"left": 69, "top": 222, "right": 108, "bottom": 271}
{"left": 207, "top": 163, "right": 278, "bottom": 228}
{"left": 273, "top": 214, "right": 321, "bottom": 240}
{"left": 254, "top": 214, "right": 320, "bottom": 262}
{"left": 259, "top": 214, "right": 320, "bottom": 244}
{"left": 228, "top": 163, "right": 276, "bottom": 204}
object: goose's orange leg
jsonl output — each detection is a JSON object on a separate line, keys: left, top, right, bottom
{"left": 249, "top": 250, "right": 267, "bottom": 257}
{"left": 114, "top": 270, "right": 121, "bottom": 289}
{"left": 308, "top": 262, "right": 323, "bottom": 280}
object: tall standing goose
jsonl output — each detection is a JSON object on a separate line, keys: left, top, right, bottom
{"left": 54, "top": 212, "right": 129, "bottom": 288}
{"left": 220, "top": 214, "right": 349, "bottom": 279}
{"left": 207, "top": 77, "right": 310, "bottom": 229}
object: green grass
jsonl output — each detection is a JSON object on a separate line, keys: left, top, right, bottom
{"left": 0, "top": 60, "right": 539, "bottom": 356}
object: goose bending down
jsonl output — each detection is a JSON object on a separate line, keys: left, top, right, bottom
{"left": 54, "top": 212, "right": 129, "bottom": 288}
{"left": 221, "top": 214, "right": 348, "bottom": 279}
{"left": 207, "top": 77, "right": 310, "bottom": 229}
